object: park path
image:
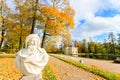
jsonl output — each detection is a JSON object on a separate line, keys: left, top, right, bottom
{"left": 49, "top": 56, "right": 105, "bottom": 80}
{"left": 55, "top": 54, "right": 120, "bottom": 74}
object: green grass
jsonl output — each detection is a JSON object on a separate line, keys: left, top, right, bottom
{"left": 42, "top": 64, "right": 57, "bottom": 80}
{"left": 50, "top": 54, "right": 120, "bottom": 80}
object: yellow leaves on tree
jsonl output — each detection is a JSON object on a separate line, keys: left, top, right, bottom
{"left": 60, "top": 12, "right": 74, "bottom": 29}
{"left": 40, "top": 6, "right": 75, "bottom": 37}
{"left": 0, "top": 14, "right": 2, "bottom": 19}
{"left": 40, "top": 6, "right": 75, "bottom": 47}
{"left": 45, "top": 20, "right": 64, "bottom": 36}
{"left": 40, "top": 6, "right": 59, "bottom": 18}
{"left": 64, "top": 7, "right": 75, "bottom": 16}
{"left": 45, "top": 37, "right": 58, "bottom": 52}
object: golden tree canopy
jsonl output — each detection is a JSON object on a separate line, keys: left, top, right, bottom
{"left": 40, "top": 6, "right": 75, "bottom": 38}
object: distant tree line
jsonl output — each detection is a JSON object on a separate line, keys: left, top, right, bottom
{"left": 62, "top": 32, "right": 120, "bottom": 60}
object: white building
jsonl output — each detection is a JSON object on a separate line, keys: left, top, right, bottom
{"left": 64, "top": 47, "right": 78, "bottom": 56}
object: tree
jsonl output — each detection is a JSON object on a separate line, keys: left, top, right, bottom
{"left": 88, "top": 38, "right": 95, "bottom": 53}
{"left": 30, "top": 0, "right": 39, "bottom": 33}
{"left": 39, "top": 6, "right": 75, "bottom": 48}
{"left": 62, "top": 38, "right": 71, "bottom": 48}
{"left": 117, "top": 34, "right": 120, "bottom": 46}
{"left": 44, "top": 37, "right": 58, "bottom": 52}
{"left": 0, "top": 0, "right": 75, "bottom": 51}
{"left": 13, "top": 0, "right": 75, "bottom": 48}
{"left": 104, "top": 39, "right": 109, "bottom": 54}
{"left": 7, "top": 0, "right": 32, "bottom": 49}
{"left": 81, "top": 39, "right": 88, "bottom": 53}
{"left": 108, "top": 32, "right": 116, "bottom": 55}
{"left": 0, "top": 0, "right": 10, "bottom": 49}
{"left": 111, "top": 33, "right": 120, "bottom": 54}
{"left": 94, "top": 43, "right": 106, "bottom": 54}
{"left": 74, "top": 40, "right": 80, "bottom": 47}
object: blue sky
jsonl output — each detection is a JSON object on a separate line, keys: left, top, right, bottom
{"left": 70, "top": 0, "right": 120, "bottom": 42}
{"left": 6, "top": 0, "right": 120, "bottom": 42}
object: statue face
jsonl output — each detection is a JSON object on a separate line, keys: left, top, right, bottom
{"left": 25, "top": 34, "right": 41, "bottom": 49}
{"left": 27, "top": 38, "right": 38, "bottom": 49}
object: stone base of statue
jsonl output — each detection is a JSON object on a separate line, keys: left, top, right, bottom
{"left": 20, "top": 74, "right": 42, "bottom": 80}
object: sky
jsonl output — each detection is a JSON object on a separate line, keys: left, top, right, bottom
{"left": 6, "top": 0, "right": 120, "bottom": 42}
{"left": 69, "top": 0, "right": 120, "bottom": 42}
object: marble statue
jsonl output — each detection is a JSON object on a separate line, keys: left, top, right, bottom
{"left": 14, "top": 34, "right": 49, "bottom": 79}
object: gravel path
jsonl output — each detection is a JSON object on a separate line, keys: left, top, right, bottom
{"left": 49, "top": 56, "right": 105, "bottom": 80}
{"left": 56, "top": 54, "right": 120, "bottom": 74}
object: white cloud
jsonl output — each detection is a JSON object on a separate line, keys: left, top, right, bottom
{"left": 69, "top": 0, "right": 120, "bottom": 41}
{"left": 71, "top": 15, "right": 120, "bottom": 41}
{"left": 109, "top": 0, "right": 120, "bottom": 11}
{"left": 69, "top": 0, "right": 103, "bottom": 25}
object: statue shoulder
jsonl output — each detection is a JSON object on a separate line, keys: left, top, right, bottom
{"left": 39, "top": 48, "right": 49, "bottom": 59}
{"left": 16, "top": 48, "right": 26, "bottom": 55}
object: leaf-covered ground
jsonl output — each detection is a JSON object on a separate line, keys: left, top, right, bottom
{"left": 0, "top": 57, "right": 23, "bottom": 80}
{"left": 0, "top": 54, "right": 57, "bottom": 80}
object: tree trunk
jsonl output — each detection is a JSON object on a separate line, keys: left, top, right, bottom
{"left": 41, "top": 31, "right": 46, "bottom": 48}
{"left": 0, "top": 0, "right": 5, "bottom": 49}
{"left": 19, "top": 36, "right": 22, "bottom": 49}
{"left": 30, "top": 0, "right": 39, "bottom": 34}
{"left": 0, "top": 35, "right": 4, "bottom": 49}
{"left": 19, "top": 18, "right": 23, "bottom": 49}
{"left": 41, "top": 17, "right": 50, "bottom": 48}
{"left": 0, "top": 20, "right": 5, "bottom": 49}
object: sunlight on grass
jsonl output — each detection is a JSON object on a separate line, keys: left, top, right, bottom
{"left": 42, "top": 63, "right": 57, "bottom": 80}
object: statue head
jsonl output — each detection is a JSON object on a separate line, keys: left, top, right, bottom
{"left": 25, "top": 34, "right": 41, "bottom": 49}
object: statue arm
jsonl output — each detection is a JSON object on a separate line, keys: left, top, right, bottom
{"left": 41, "top": 48, "right": 49, "bottom": 64}
{"left": 26, "top": 48, "right": 49, "bottom": 67}
{"left": 14, "top": 50, "right": 21, "bottom": 69}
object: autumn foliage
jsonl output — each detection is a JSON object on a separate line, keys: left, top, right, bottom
{"left": 0, "top": 0, "right": 75, "bottom": 51}
{"left": 40, "top": 6, "right": 74, "bottom": 36}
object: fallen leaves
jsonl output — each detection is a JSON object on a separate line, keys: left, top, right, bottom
{"left": 0, "top": 58, "right": 23, "bottom": 80}
{"left": 0, "top": 54, "right": 57, "bottom": 80}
